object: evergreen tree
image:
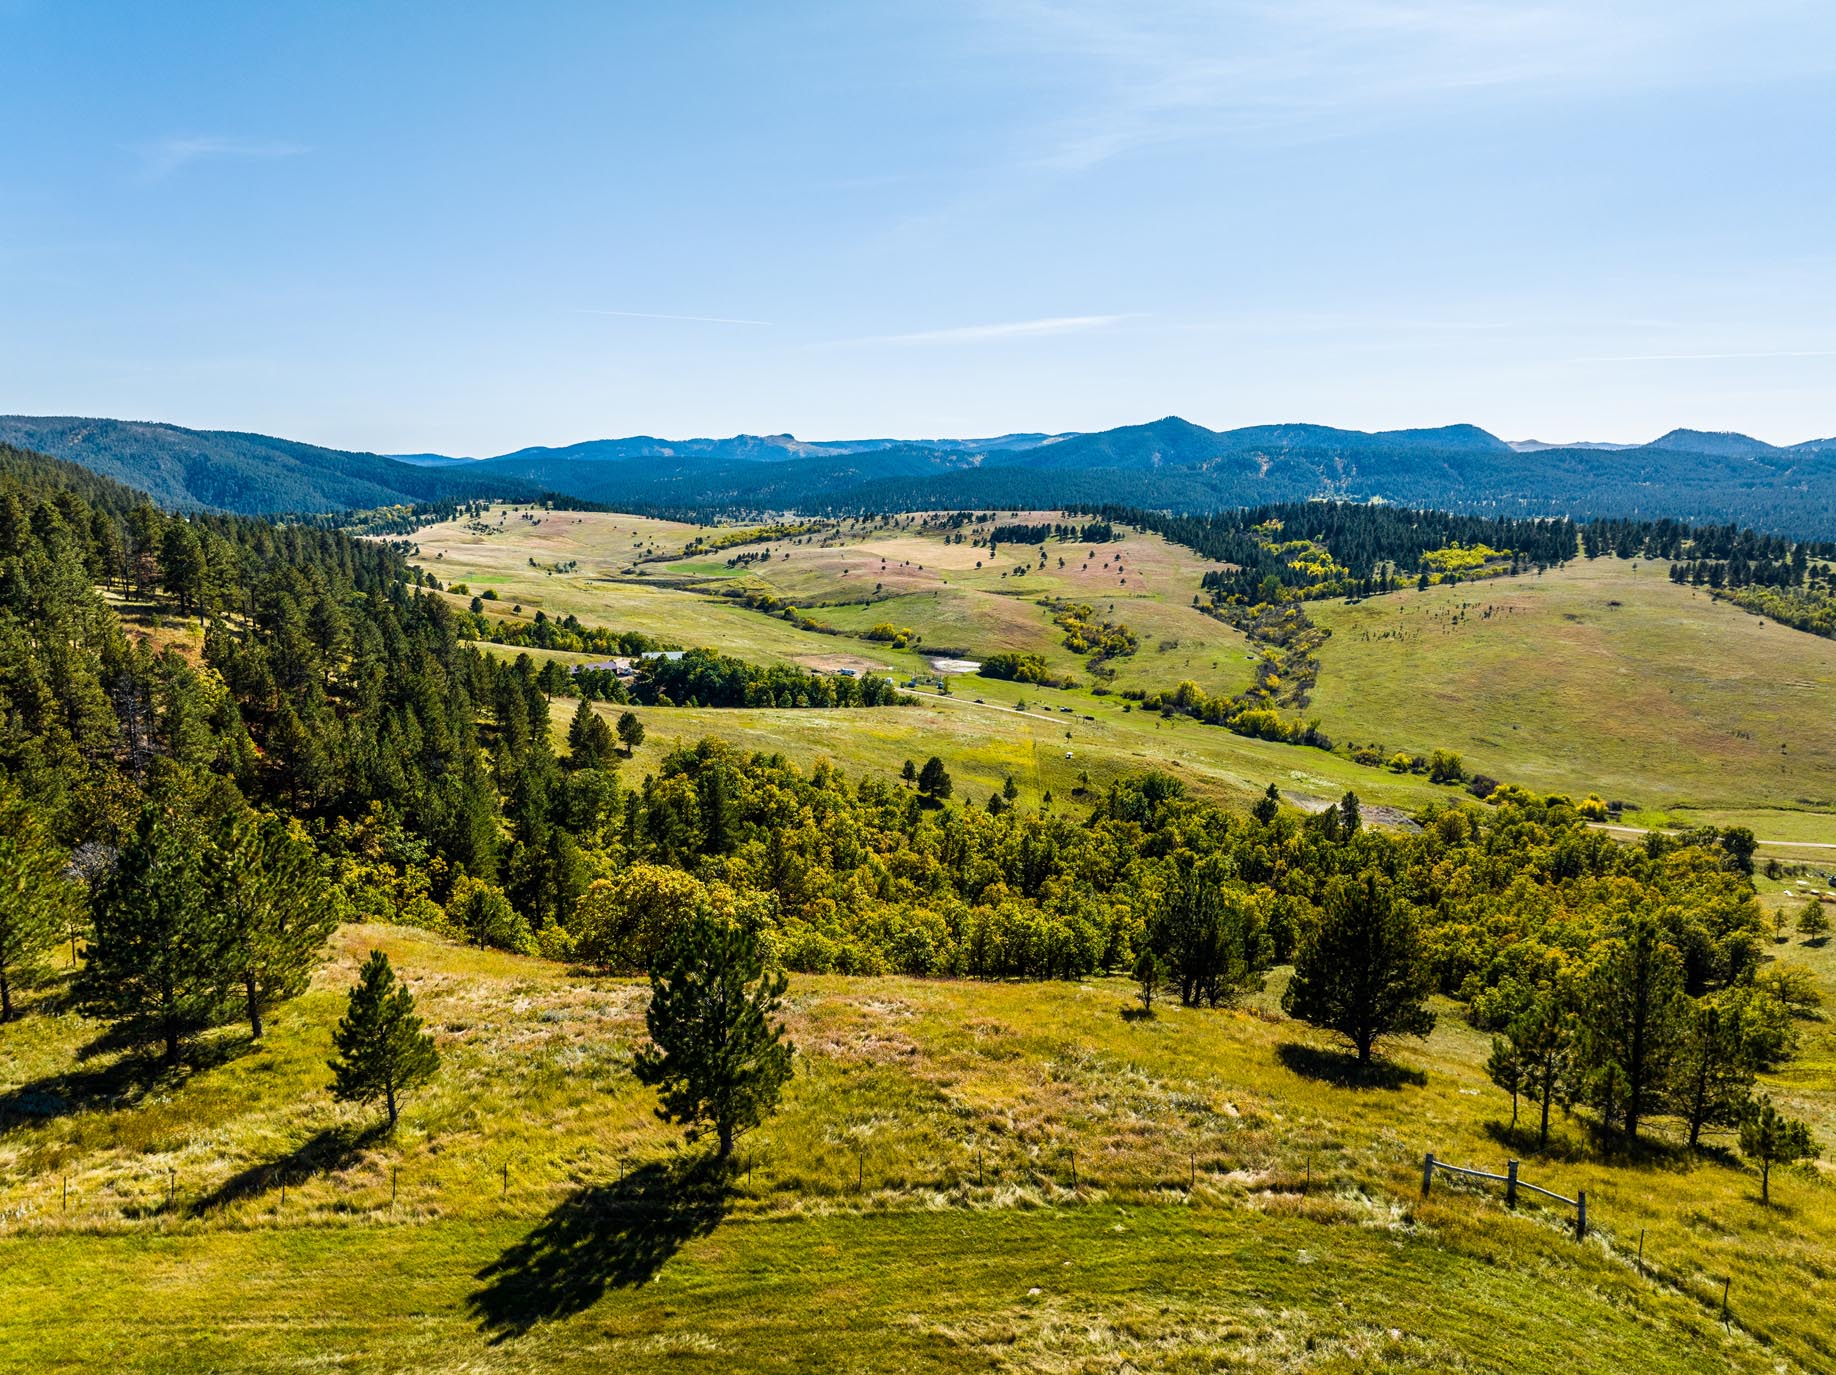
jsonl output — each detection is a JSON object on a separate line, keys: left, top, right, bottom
{"left": 1133, "top": 948, "right": 1165, "bottom": 1013}
{"left": 1486, "top": 1035, "right": 1525, "bottom": 1130}
{"left": 1509, "top": 991, "right": 1574, "bottom": 1149}
{"left": 616, "top": 710, "right": 646, "bottom": 756}
{"left": 0, "top": 790, "right": 67, "bottom": 1021}
{"left": 1147, "top": 855, "right": 1265, "bottom": 1007}
{"left": 917, "top": 756, "right": 952, "bottom": 801}
{"left": 212, "top": 810, "right": 337, "bottom": 1039}
{"left": 1252, "top": 783, "right": 1280, "bottom": 824}
{"left": 1281, "top": 873, "right": 1435, "bottom": 1065}
{"left": 446, "top": 876, "right": 535, "bottom": 954}
{"left": 635, "top": 908, "right": 794, "bottom": 1159}
{"left": 80, "top": 791, "right": 238, "bottom": 1063}
{"left": 901, "top": 759, "right": 917, "bottom": 785}
{"left": 329, "top": 949, "right": 439, "bottom": 1128}
{"left": 1575, "top": 918, "right": 1685, "bottom": 1141}
{"left": 1798, "top": 897, "right": 1829, "bottom": 943}
{"left": 1739, "top": 1095, "right": 1817, "bottom": 1205}
{"left": 1671, "top": 996, "right": 1756, "bottom": 1150}
{"left": 566, "top": 698, "right": 617, "bottom": 771}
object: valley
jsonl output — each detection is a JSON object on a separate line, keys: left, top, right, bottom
{"left": 405, "top": 504, "right": 1836, "bottom": 848}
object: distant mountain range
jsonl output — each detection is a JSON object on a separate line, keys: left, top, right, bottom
{"left": 2, "top": 414, "right": 1833, "bottom": 538}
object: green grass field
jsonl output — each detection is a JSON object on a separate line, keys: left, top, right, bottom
{"left": 4, "top": 922, "right": 1834, "bottom": 1371}
{"left": 413, "top": 509, "right": 1836, "bottom": 843}
{"left": 1308, "top": 558, "right": 1836, "bottom": 840}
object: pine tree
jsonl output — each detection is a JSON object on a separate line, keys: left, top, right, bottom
{"left": 0, "top": 790, "right": 67, "bottom": 1022}
{"left": 1281, "top": 873, "right": 1435, "bottom": 1065}
{"left": 1575, "top": 918, "right": 1684, "bottom": 1141}
{"left": 80, "top": 794, "right": 237, "bottom": 1063}
{"left": 1671, "top": 997, "right": 1756, "bottom": 1150}
{"left": 329, "top": 950, "right": 439, "bottom": 1128}
{"left": 566, "top": 698, "right": 617, "bottom": 771}
{"left": 1798, "top": 898, "right": 1829, "bottom": 943}
{"left": 1510, "top": 991, "right": 1574, "bottom": 1149}
{"left": 1739, "top": 1095, "right": 1817, "bottom": 1205}
{"left": 212, "top": 811, "right": 337, "bottom": 1040}
{"left": 1252, "top": 783, "right": 1280, "bottom": 824}
{"left": 1133, "top": 948, "right": 1165, "bottom": 1013}
{"left": 1486, "top": 1035, "right": 1525, "bottom": 1131}
{"left": 616, "top": 710, "right": 646, "bottom": 757}
{"left": 917, "top": 756, "right": 952, "bottom": 801}
{"left": 635, "top": 909, "right": 794, "bottom": 1159}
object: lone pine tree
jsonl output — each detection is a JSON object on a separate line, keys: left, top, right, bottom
{"left": 1282, "top": 872, "right": 1435, "bottom": 1065}
{"left": 1739, "top": 1095, "right": 1817, "bottom": 1205}
{"left": 635, "top": 909, "right": 794, "bottom": 1160}
{"left": 329, "top": 950, "right": 440, "bottom": 1129}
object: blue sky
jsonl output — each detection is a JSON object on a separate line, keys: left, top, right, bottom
{"left": 3, "top": 1, "right": 1835, "bottom": 454}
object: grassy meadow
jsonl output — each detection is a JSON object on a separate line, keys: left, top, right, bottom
{"left": 4, "top": 920, "right": 1836, "bottom": 1372}
{"left": 1308, "top": 558, "right": 1836, "bottom": 841}
{"left": 411, "top": 507, "right": 1836, "bottom": 844}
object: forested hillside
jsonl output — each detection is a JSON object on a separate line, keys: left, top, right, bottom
{"left": 0, "top": 439, "right": 1808, "bottom": 1133}
{"left": 12, "top": 412, "right": 1836, "bottom": 537}
{"left": 0, "top": 417, "right": 539, "bottom": 514}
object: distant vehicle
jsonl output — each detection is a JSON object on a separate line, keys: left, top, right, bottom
{"left": 1083, "top": 715, "right": 1095, "bottom": 721}
{"left": 1059, "top": 706, "right": 1073, "bottom": 713}
{"left": 975, "top": 698, "right": 985, "bottom": 704}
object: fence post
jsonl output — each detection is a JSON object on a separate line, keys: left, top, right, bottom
{"left": 1575, "top": 1189, "right": 1586, "bottom": 1239}
{"left": 502, "top": 1162, "right": 508, "bottom": 1198}
{"left": 1189, "top": 1152, "right": 1195, "bottom": 1190}
{"left": 62, "top": 1177, "right": 67, "bottom": 1213}
{"left": 1720, "top": 1277, "right": 1730, "bottom": 1328}
{"left": 1505, "top": 1159, "right": 1518, "bottom": 1209}
{"left": 1637, "top": 1228, "right": 1645, "bottom": 1271}
{"left": 1304, "top": 1151, "right": 1312, "bottom": 1196}
{"left": 1421, "top": 1153, "right": 1435, "bottom": 1198}
{"left": 391, "top": 1167, "right": 398, "bottom": 1209}
{"left": 979, "top": 1148, "right": 984, "bottom": 1188}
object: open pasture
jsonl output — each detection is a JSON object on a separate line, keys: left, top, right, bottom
{"left": 412, "top": 511, "right": 1836, "bottom": 844}
{"left": 3, "top": 921, "right": 1834, "bottom": 1372}
{"left": 1308, "top": 558, "right": 1836, "bottom": 841}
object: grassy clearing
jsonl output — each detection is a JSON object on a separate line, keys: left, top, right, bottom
{"left": 2, "top": 923, "right": 1833, "bottom": 1370}
{"left": 1308, "top": 558, "right": 1836, "bottom": 840}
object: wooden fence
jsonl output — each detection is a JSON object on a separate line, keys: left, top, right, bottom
{"left": 1421, "top": 1152, "right": 1586, "bottom": 1238}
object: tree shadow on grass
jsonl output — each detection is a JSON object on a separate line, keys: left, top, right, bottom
{"left": 0, "top": 1033, "right": 247, "bottom": 1127}
{"left": 187, "top": 1121, "right": 391, "bottom": 1215}
{"left": 1275, "top": 1041, "right": 1426, "bottom": 1090}
{"left": 1119, "top": 1005, "right": 1155, "bottom": 1022}
{"left": 469, "top": 1154, "right": 729, "bottom": 1342}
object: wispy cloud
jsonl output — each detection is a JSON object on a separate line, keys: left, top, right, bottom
{"left": 1579, "top": 349, "right": 1836, "bottom": 362}
{"left": 840, "top": 314, "right": 1133, "bottom": 346}
{"left": 134, "top": 136, "right": 309, "bottom": 182}
{"left": 977, "top": 1, "right": 1836, "bottom": 170}
{"left": 572, "top": 308, "right": 774, "bottom": 326}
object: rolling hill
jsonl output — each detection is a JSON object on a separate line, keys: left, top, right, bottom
{"left": 8, "top": 413, "right": 1836, "bottom": 536}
